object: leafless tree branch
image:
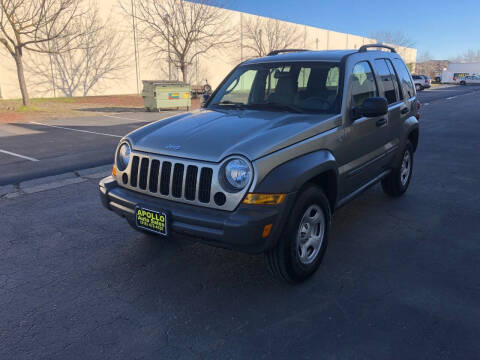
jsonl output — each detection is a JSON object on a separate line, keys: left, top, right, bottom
{"left": 26, "top": 3, "right": 129, "bottom": 97}
{"left": 0, "top": 0, "right": 84, "bottom": 105}
{"left": 120, "top": 0, "right": 234, "bottom": 83}
{"left": 242, "top": 17, "right": 303, "bottom": 58}
{"left": 370, "top": 30, "right": 416, "bottom": 48}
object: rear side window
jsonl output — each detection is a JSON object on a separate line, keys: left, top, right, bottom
{"left": 351, "top": 61, "right": 378, "bottom": 108}
{"left": 385, "top": 59, "right": 403, "bottom": 100}
{"left": 374, "top": 59, "right": 398, "bottom": 104}
{"left": 393, "top": 59, "right": 415, "bottom": 99}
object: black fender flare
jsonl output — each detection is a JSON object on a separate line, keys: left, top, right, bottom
{"left": 254, "top": 150, "right": 339, "bottom": 195}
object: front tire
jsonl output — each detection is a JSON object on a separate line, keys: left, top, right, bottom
{"left": 265, "top": 185, "right": 331, "bottom": 283}
{"left": 382, "top": 141, "right": 414, "bottom": 197}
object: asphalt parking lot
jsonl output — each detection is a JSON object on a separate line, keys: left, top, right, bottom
{"left": 1, "top": 88, "right": 480, "bottom": 359}
{"left": 0, "top": 111, "right": 180, "bottom": 185}
{"left": 417, "top": 84, "right": 480, "bottom": 103}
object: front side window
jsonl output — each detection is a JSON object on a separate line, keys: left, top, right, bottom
{"left": 350, "top": 61, "right": 378, "bottom": 108}
{"left": 209, "top": 62, "right": 342, "bottom": 114}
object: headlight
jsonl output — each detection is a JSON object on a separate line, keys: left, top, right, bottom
{"left": 116, "top": 142, "right": 131, "bottom": 171}
{"left": 223, "top": 158, "right": 251, "bottom": 191}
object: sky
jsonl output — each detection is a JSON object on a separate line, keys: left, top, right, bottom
{"left": 223, "top": 0, "right": 480, "bottom": 60}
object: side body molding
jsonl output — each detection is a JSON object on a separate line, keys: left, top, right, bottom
{"left": 254, "top": 150, "right": 338, "bottom": 194}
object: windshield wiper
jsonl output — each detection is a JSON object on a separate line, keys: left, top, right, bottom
{"left": 213, "top": 100, "right": 247, "bottom": 108}
{"left": 250, "top": 102, "right": 305, "bottom": 113}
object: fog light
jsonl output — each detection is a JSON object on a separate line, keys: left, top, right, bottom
{"left": 262, "top": 224, "right": 273, "bottom": 238}
{"left": 242, "top": 193, "right": 286, "bottom": 205}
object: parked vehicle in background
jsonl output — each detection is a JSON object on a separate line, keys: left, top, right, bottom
{"left": 441, "top": 62, "right": 480, "bottom": 83}
{"left": 412, "top": 75, "right": 431, "bottom": 90}
{"left": 99, "top": 44, "right": 420, "bottom": 283}
{"left": 457, "top": 75, "right": 480, "bottom": 85}
{"left": 423, "top": 75, "right": 432, "bottom": 88}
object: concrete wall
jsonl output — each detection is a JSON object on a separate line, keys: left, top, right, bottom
{"left": 0, "top": 2, "right": 417, "bottom": 99}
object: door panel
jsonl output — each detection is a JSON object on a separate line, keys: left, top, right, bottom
{"left": 338, "top": 61, "right": 390, "bottom": 197}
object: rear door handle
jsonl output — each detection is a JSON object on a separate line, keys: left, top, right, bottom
{"left": 376, "top": 118, "right": 387, "bottom": 127}
{"left": 401, "top": 107, "right": 409, "bottom": 114}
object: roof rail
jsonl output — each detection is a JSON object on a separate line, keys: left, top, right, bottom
{"left": 267, "top": 49, "right": 309, "bottom": 56}
{"left": 359, "top": 44, "right": 397, "bottom": 53}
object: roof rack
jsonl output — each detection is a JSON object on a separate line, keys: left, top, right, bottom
{"left": 267, "top": 49, "right": 309, "bottom": 56}
{"left": 359, "top": 44, "right": 397, "bottom": 53}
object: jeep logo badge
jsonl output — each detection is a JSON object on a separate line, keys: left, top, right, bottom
{"left": 165, "top": 144, "right": 181, "bottom": 151}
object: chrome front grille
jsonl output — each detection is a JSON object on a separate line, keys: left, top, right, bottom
{"left": 116, "top": 151, "right": 252, "bottom": 211}
{"left": 128, "top": 155, "right": 213, "bottom": 203}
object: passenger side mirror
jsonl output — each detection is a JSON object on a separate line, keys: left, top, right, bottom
{"left": 352, "top": 97, "right": 388, "bottom": 118}
{"left": 201, "top": 93, "right": 210, "bottom": 108}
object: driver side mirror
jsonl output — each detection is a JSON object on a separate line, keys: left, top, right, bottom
{"left": 201, "top": 93, "right": 210, "bottom": 108}
{"left": 352, "top": 97, "right": 388, "bottom": 118}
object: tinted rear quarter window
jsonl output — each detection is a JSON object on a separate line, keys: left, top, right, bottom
{"left": 393, "top": 59, "right": 415, "bottom": 99}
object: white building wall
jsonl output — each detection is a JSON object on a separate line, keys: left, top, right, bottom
{"left": 0, "top": 3, "right": 417, "bottom": 99}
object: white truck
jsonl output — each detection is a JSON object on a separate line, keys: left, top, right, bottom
{"left": 441, "top": 62, "right": 480, "bottom": 84}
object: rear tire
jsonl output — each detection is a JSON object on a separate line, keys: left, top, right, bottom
{"left": 382, "top": 141, "right": 414, "bottom": 197}
{"left": 415, "top": 83, "right": 423, "bottom": 91}
{"left": 460, "top": 80, "right": 466, "bottom": 85}
{"left": 265, "top": 185, "right": 331, "bottom": 283}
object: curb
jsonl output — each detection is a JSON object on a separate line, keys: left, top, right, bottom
{"left": 0, "top": 165, "right": 112, "bottom": 199}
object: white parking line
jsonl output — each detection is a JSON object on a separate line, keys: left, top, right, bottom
{"left": 102, "top": 114, "right": 147, "bottom": 122}
{"left": 446, "top": 96, "right": 457, "bottom": 100}
{"left": 102, "top": 112, "right": 178, "bottom": 122}
{"left": 0, "top": 149, "right": 39, "bottom": 162}
{"left": 30, "top": 121, "right": 122, "bottom": 138}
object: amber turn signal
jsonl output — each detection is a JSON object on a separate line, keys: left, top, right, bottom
{"left": 262, "top": 224, "right": 273, "bottom": 238}
{"left": 112, "top": 165, "right": 117, "bottom": 176}
{"left": 242, "top": 193, "right": 286, "bottom": 205}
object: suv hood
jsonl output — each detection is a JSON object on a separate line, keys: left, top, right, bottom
{"left": 127, "top": 109, "right": 340, "bottom": 162}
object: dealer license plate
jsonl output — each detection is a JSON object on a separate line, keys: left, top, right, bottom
{"left": 135, "top": 206, "right": 168, "bottom": 236}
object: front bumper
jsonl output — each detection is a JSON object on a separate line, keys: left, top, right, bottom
{"left": 99, "top": 176, "right": 295, "bottom": 253}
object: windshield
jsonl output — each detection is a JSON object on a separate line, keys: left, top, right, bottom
{"left": 209, "top": 62, "right": 342, "bottom": 114}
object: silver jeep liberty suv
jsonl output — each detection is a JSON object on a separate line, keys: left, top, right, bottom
{"left": 99, "top": 44, "right": 420, "bottom": 283}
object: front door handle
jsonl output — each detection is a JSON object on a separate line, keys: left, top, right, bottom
{"left": 401, "top": 107, "right": 409, "bottom": 114}
{"left": 376, "top": 118, "right": 387, "bottom": 127}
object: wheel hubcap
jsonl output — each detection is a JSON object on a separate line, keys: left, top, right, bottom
{"left": 296, "top": 204, "right": 325, "bottom": 265}
{"left": 400, "top": 149, "right": 411, "bottom": 186}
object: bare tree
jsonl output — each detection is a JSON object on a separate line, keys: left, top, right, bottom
{"left": 123, "top": 0, "right": 233, "bottom": 83}
{"left": 27, "top": 5, "right": 129, "bottom": 97}
{"left": 243, "top": 17, "right": 302, "bottom": 58}
{"left": 0, "top": 0, "right": 83, "bottom": 105}
{"left": 417, "top": 50, "right": 433, "bottom": 63}
{"left": 370, "top": 30, "right": 416, "bottom": 48}
{"left": 451, "top": 49, "right": 480, "bottom": 63}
